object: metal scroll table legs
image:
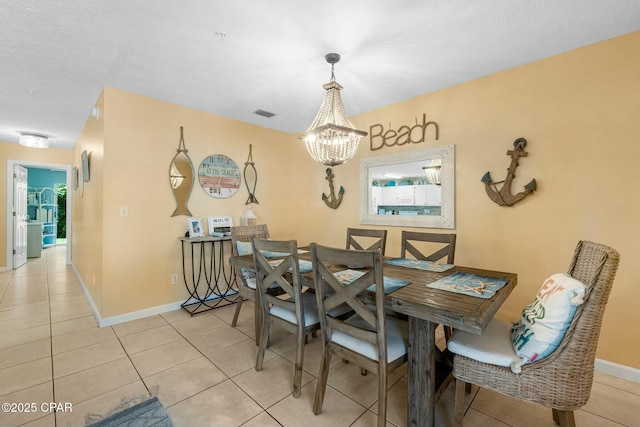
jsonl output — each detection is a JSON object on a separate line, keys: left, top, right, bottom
{"left": 180, "top": 238, "right": 237, "bottom": 316}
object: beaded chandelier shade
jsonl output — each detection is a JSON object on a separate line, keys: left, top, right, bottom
{"left": 300, "top": 53, "right": 367, "bottom": 166}
{"left": 422, "top": 158, "right": 442, "bottom": 185}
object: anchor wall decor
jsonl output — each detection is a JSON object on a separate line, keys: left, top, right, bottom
{"left": 322, "top": 168, "right": 344, "bottom": 209}
{"left": 481, "top": 137, "right": 537, "bottom": 207}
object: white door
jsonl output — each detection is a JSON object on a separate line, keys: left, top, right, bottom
{"left": 13, "top": 165, "right": 28, "bottom": 269}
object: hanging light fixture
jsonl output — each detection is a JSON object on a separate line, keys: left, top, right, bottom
{"left": 300, "top": 53, "right": 367, "bottom": 166}
{"left": 19, "top": 132, "right": 48, "bottom": 149}
{"left": 422, "top": 158, "right": 442, "bottom": 185}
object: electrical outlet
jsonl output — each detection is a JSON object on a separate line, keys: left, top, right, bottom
{"left": 120, "top": 206, "right": 128, "bottom": 217}
{"left": 171, "top": 274, "right": 179, "bottom": 285}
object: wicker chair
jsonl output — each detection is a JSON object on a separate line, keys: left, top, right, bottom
{"left": 346, "top": 228, "right": 388, "bottom": 254}
{"left": 450, "top": 241, "right": 620, "bottom": 427}
{"left": 230, "top": 224, "right": 270, "bottom": 338}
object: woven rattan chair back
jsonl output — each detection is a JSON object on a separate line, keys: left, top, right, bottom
{"left": 310, "top": 243, "right": 407, "bottom": 427}
{"left": 229, "top": 225, "right": 269, "bottom": 331}
{"left": 400, "top": 231, "right": 456, "bottom": 264}
{"left": 346, "top": 228, "right": 388, "bottom": 255}
{"left": 452, "top": 240, "right": 620, "bottom": 427}
{"left": 252, "top": 238, "right": 319, "bottom": 398}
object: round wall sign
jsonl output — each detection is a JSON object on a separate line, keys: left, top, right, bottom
{"left": 198, "top": 154, "right": 241, "bottom": 198}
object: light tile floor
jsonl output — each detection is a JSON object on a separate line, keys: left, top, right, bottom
{"left": 1, "top": 246, "right": 639, "bottom": 426}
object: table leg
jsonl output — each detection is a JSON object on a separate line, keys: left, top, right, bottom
{"left": 407, "top": 316, "right": 436, "bottom": 427}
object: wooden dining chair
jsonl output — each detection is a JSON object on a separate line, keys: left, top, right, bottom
{"left": 400, "top": 230, "right": 456, "bottom": 264}
{"left": 449, "top": 241, "right": 620, "bottom": 427}
{"left": 310, "top": 243, "right": 408, "bottom": 427}
{"left": 252, "top": 238, "right": 321, "bottom": 398}
{"left": 229, "top": 224, "right": 270, "bottom": 338}
{"left": 346, "top": 228, "right": 388, "bottom": 255}
{"left": 401, "top": 230, "right": 457, "bottom": 341}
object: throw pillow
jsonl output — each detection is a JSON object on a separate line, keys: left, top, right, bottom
{"left": 510, "top": 272, "right": 586, "bottom": 372}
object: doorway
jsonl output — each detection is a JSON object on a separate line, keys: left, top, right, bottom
{"left": 5, "top": 160, "right": 72, "bottom": 270}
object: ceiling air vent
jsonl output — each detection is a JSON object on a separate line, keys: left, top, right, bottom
{"left": 254, "top": 109, "right": 275, "bottom": 118}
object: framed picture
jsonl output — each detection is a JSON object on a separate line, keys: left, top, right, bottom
{"left": 187, "top": 218, "right": 204, "bottom": 238}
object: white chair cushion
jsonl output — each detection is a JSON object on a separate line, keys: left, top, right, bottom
{"left": 331, "top": 315, "right": 408, "bottom": 363}
{"left": 246, "top": 277, "right": 257, "bottom": 289}
{"left": 448, "top": 318, "right": 522, "bottom": 370}
{"left": 270, "top": 292, "right": 320, "bottom": 326}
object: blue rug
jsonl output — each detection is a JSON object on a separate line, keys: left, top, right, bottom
{"left": 87, "top": 397, "right": 173, "bottom": 427}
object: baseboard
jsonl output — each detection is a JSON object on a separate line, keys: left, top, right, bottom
{"left": 71, "top": 263, "right": 103, "bottom": 326}
{"left": 71, "top": 263, "right": 236, "bottom": 327}
{"left": 98, "top": 300, "right": 185, "bottom": 328}
{"left": 595, "top": 358, "right": 640, "bottom": 383}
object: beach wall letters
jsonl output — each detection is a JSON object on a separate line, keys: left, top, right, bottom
{"left": 369, "top": 113, "right": 439, "bottom": 151}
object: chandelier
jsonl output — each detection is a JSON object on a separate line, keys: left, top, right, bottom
{"left": 300, "top": 53, "right": 367, "bottom": 166}
{"left": 422, "top": 158, "right": 442, "bottom": 185}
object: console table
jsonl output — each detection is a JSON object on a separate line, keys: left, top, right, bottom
{"left": 179, "top": 236, "right": 238, "bottom": 315}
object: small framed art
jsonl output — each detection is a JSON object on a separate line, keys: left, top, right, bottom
{"left": 187, "top": 218, "right": 204, "bottom": 238}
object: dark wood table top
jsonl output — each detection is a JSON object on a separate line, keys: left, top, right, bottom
{"left": 229, "top": 250, "right": 517, "bottom": 335}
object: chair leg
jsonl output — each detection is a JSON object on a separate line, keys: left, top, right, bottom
{"left": 231, "top": 296, "right": 243, "bottom": 327}
{"left": 376, "top": 368, "right": 388, "bottom": 427}
{"left": 454, "top": 379, "right": 466, "bottom": 427}
{"left": 313, "top": 347, "right": 332, "bottom": 415}
{"left": 293, "top": 327, "right": 305, "bottom": 398}
{"left": 552, "top": 409, "right": 576, "bottom": 427}
{"left": 255, "top": 316, "right": 270, "bottom": 371}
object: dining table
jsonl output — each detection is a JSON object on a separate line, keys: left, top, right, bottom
{"left": 228, "top": 247, "right": 517, "bottom": 427}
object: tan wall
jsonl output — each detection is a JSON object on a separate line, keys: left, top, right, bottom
{"left": 86, "top": 87, "right": 293, "bottom": 318}
{"left": 0, "top": 142, "right": 73, "bottom": 269}
{"left": 289, "top": 31, "right": 640, "bottom": 368}
{"left": 72, "top": 91, "right": 105, "bottom": 312}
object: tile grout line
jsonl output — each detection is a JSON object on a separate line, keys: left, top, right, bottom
{"left": 45, "top": 250, "right": 57, "bottom": 427}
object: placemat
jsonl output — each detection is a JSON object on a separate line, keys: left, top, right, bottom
{"left": 384, "top": 258, "right": 454, "bottom": 272}
{"left": 268, "top": 259, "right": 313, "bottom": 273}
{"left": 426, "top": 272, "right": 508, "bottom": 298}
{"left": 261, "top": 249, "right": 308, "bottom": 258}
{"left": 333, "top": 269, "right": 411, "bottom": 294}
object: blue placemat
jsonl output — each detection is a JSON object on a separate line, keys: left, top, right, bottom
{"left": 333, "top": 269, "right": 411, "bottom": 295}
{"left": 268, "top": 259, "right": 313, "bottom": 274}
{"left": 261, "top": 249, "right": 308, "bottom": 258}
{"left": 384, "top": 258, "right": 454, "bottom": 272}
{"left": 426, "top": 272, "right": 508, "bottom": 298}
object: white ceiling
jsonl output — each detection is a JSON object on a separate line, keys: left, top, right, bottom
{"left": 1, "top": 0, "right": 639, "bottom": 150}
